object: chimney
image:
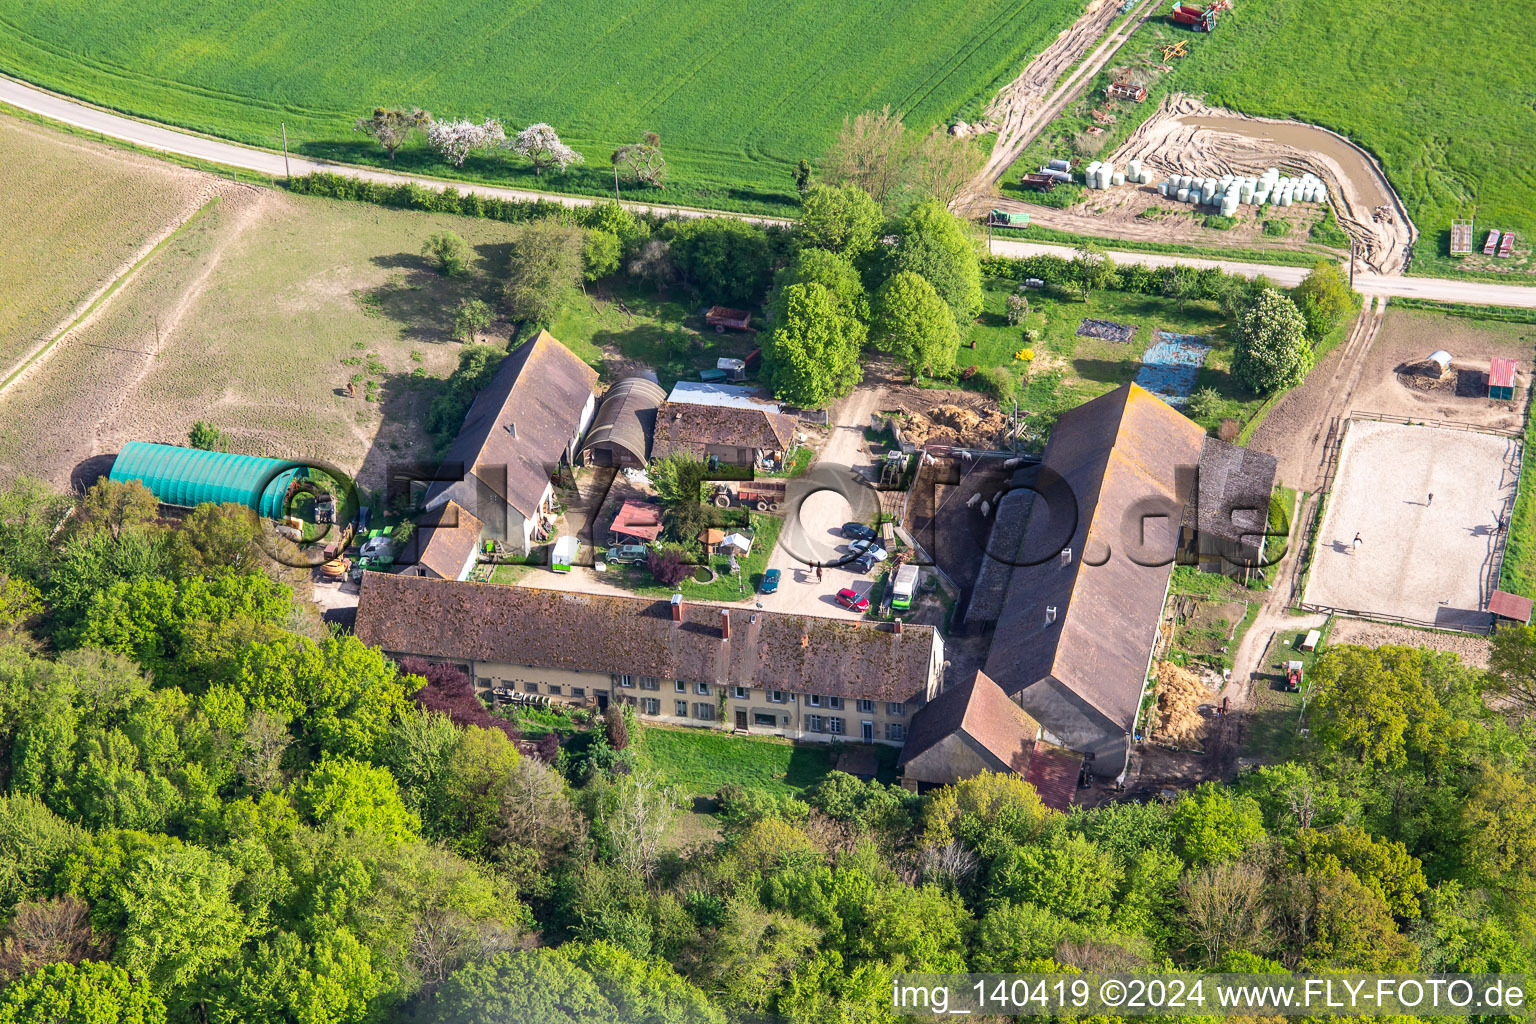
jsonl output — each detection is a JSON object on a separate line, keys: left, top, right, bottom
{"left": 720, "top": 609, "right": 731, "bottom": 641}
{"left": 670, "top": 592, "right": 684, "bottom": 622}
{"left": 1045, "top": 606, "right": 1058, "bottom": 626}
{"left": 893, "top": 617, "right": 903, "bottom": 634}
{"left": 1061, "top": 547, "right": 1072, "bottom": 565}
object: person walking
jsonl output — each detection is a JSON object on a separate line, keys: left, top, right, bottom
{"left": 1352, "top": 532, "right": 1362, "bottom": 552}
{"left": 816, "top": 565, "right": 824, "bottom": 583}
{"left": 1428, "top": 493, "right": 1434, "bottom": 506}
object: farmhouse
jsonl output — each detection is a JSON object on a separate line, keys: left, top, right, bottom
{"left": 579, "top": 376, "right": 667, "bottom": 468}
{"left": 654, "top": 384, "right": 796, "bottom": 469}
{"left": 424, "top": 331, "right": 598, "bottom": 555}
{"left": 897, "top": 670, "right": 1083, "bottom": 809}
{"left": 1182, "top": 437, "right": 1279, "bottom": 576}
{"left": 353, "top": 572, "right": 944, "bottom": 745}
{"left": 398, "top": 500, "right": 483, "bottom": 581}
{"left": 981, "top": 384, "right": 1206, "bottom": 779}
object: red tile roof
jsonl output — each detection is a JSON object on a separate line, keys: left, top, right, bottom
{"left": 610, "top": 499, "right": 663, "bottom": 541}
{"left": 409, "top": 500, "right": 483, "bottom": 579}
{"left": 1489, "top": 589, "right": 1533, "bottom": 623}
{"left": 1490, "top": 358, "right": 1518, "bottom": 389}
{"left": 1025, "top": 741, "right": 1083, "bottom": 812}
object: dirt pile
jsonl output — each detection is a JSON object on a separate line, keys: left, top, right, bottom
{"left": 1152, "top": 661, "right": 1211, "bottom": 747}
{"left": 900, "top": 404, "right": 1011, "bottom": 448}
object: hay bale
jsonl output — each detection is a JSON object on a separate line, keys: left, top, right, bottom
{"left": 1152, "top": 661, "right": 1210, "bottom": 746}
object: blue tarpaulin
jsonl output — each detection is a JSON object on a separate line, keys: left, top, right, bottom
{"left": 1134, "top": 331, "right": 1211, "bottom": 407}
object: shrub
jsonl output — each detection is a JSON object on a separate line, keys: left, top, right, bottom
{"left": 647, "top": 546, "right": 691, "bottom": 587}
{"left": 975, "top": 366, "right": 1017, "bottom": 402}
{"left": 422, "top": 231, "right": 470, "bottom": 275}
{"left": 1005, "top": 293, "right": 1031, "bottom": 325}
{"left": 603, "top": 704, "right": 630, "bottom": 752}
{"left": 1262, "top": 219, "right": 1290, "bottom": 237}
{"left": 188, "top": 421, "right": 230, "bottom": 452}
{"left": 398, "top": 658, "right": 522, "bottom": 743}
{"left": 1186, "top": 386, "right": 1221, "bottom": 420}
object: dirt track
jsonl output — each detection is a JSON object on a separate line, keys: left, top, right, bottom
{"left": 1108, "top": 95, "right": 1417, "bottom": 274}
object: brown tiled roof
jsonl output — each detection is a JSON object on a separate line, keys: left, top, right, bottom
{"left": 353, "top": 572, "right": 938, "bottom": 703}
{"left": 1024, "top": 741, "right": 1083, "bottom": 812}
{"left": 426, "top": 331, "right": 598, "bottom": 520}
{"left": 408, "top": 500, "right": 483, "bottom": 579}
{"left": 652, "top": 402, "right": 796, "bottom": 459}
{"left": 610, "top": 499, "right": 663, "bottom": 541}
{"left": 581, "top": 377, "right": 666, "bottom": 465}
{"left": 1186, "top": 437, "right": 1277, "bottom": 545}
{"left": 1489, "top": 589, "right": 1533, "bottom": 623}
{"left": 984, "top": 384, "right": 1206, "bottom": 736}
{"left": 899, "top": 670, "right": 1040, "bottom": 773}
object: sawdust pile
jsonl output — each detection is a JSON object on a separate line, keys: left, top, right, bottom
{"left": 1152, "top": 661, "right": 1210, "bottom": 747}
{"left": 900, "top": 404, "right": 1011, "bottom": 448}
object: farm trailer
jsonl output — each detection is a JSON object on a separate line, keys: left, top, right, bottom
{"left": 711, "top": 480, "right": 787, "bottom": 512}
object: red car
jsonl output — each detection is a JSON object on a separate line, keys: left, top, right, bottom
{"left": 835, "top": 587, "right": 870, "bottom": 612}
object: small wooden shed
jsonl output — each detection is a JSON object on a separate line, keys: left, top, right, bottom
{"left": 1489, "top": 358, "right": 1518, "bottom": 401}
{"left": 1489, "top": 590, "right": 1533, "bottom": 627}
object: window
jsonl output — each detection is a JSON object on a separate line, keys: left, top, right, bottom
{"left": 807, "top": 694, "right": 822, "bottom": 707}
{"left": 523, "top": 682, "right": 539, "bottom": 694}
{"left": 640, "top": 678, "right": 659, "bottom": 691}
{"left": 857, "top": 699, "right": 874, "bottom": 713}
{"left": 829, "top": 718, "right": 845, "bottom": 735}
{"left": 806, "top": 715, "right": 824, "bottom": 733}
{"left": 476, "top": 677, "right": 492, "bottom": 690}
{"left": 733, "top": 686, "right": 749, "bottom": 699}
{"left": 827, "top": 696, "right": 843, "bottom": 710}
{"left": 572, "top": 687, "right": 586, "bottom": 698}
{"left": 547, "top": 685, "right": 562, "bottom": 696}
{"left": 694, "top": 703, "right": 716, "bottom": 722}
{"left": 753, "top": 712, "right": 778, "bottom": 727}
{"left": 641, "top": 698, "right": 660, "bottom": 715}
{"left": 885, "top": 723, "right": 906, "bottom": 742}
{"left": 886, "top": 702, "right": 905, "bottom": 716}
{"left": 769, "top": 690, "right": 787, "bottom": 704}
{"left": 675, "top": 700, "right": 689, "bottom": 716}
{"left": 616, "top": 674, "right": 634, "bottom": 689}
{"left": 675, "top": 680, "right": 687, "bottom": 693}
{"left": 695, "top": 682, "right": 711, "bottom": 696}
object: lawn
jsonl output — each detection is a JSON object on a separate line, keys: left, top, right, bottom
{"left": 548, "top": 286, "right": 759, "bottom": 389}
{"left": 959, "top": 279, "right": 1264, "bottom": 436}
{"left": 0, "top": 116, "right": 208, "bottom": 375}
{"left": 610, "top": 514, "right": 783, "bottom": 602}
{"left": 1242, "top": 617, "right": 1335, "bottom": 763}
{"left": 1005, "top": 1, "right": 1536, "bottom": 276}
{"left": 0, "top": 0, "right": 1085, "bottom": 213}
{"left": 635, "top": 726, "right": 837, "bottom": 799}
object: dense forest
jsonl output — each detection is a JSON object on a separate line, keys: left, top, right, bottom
{"left": 0, "top": 470, "right": 1534, "bottom": 1024}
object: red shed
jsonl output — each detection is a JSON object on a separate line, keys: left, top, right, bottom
{"left": 1489, "top": 590, "right": 1533, "bottom": 626}
{"left": 1489, "top": 358, "right": 1518, "bottom": 400}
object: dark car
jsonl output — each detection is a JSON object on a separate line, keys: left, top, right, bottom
{"left": 835, "top": 587, "right": 870, "bottom": 612}
{"left": 852, "top": 553, "right": 878, "bottom": 575}
{"left": 759, "top": 568, "right": 781, "bottom": 594}
{"left": 841, "top": 522, "right": 877, "bottom": 542}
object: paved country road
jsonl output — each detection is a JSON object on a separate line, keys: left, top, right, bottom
{"left": 5, "top": 73, "right": 1535, "bottom": 309}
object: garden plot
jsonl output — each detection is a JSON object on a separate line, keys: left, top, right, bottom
{"left": 1303, "top": 419, "right": 1520, "bottom": 629}
{"left": 1135, "top": 331, "right": 1210, "bottom": 407}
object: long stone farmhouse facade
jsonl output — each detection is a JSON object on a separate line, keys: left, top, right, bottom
{"left": 354, "top": 572, "right": 945, "bottom": 746}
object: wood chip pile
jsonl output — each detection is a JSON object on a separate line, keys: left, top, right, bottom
{"left": 1152, "top": 661, "right": 1210, "bottom": 747}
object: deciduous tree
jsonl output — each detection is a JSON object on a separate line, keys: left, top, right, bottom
{"left": 822, "top": 106, "right": 909, "bottom": 211}
{"left": 1290, "top": 260, "right": 1354, "bottom": 341}
{"left": 892, "top": 199, "right": 982, "bottom": 322}
{"left": 870, "top": 271, "right": 959, "bottom": 381}
{"left": 426, "top": 118, "right": 506, "bottom": 167}
{"left": 508, "top": 123, "right": 584, "bottom": 176}
{"left": 614, "top": 132, "right": 667, "bottom": 189}
{"left": 1230, "top": 287, "right": 1312, "bottom": 394}
{"left": 761, "top": 283, "right": 863, "bottom": 408}
{"left": 354, "top": 107, "right": 429, "bottom": 161}
{"left": 798, "top": 185, "right": 882, "bottom": 258}
{"left": 423, "top": 231, "right": 471, "bottom": 276}
{"left": 0, "top": 960, "right": 166, "bottom": 1024}
{"left": 452, "top": 298, "right": 494, "bottom": 342}
{"left": 503, "top": 220, "right": 584, "bottom": 325}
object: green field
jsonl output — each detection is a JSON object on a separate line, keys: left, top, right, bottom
{"left": 0, "top": 0, "right": 1083, "bottom": 212}
{"left": 1008, "top": 0, "right": 1536, "bottom": 274}
{"left": 635, "top": 726, "right": 836, "bottom": 799}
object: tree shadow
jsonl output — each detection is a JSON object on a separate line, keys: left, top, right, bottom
{"left": 353, "top": 367, "right": 451, "bottom": 501}
{"left": 360, "top": 255, "right": 497, "bottom": 345}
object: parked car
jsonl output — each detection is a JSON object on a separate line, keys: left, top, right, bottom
{"left": 841, "top": 522, "right": 877, "bottom": 542}
{"left": 849, "top": 538, "right": 888, "bottom": 562}
{"left": 605, "top": 544, "right": 649, "bottom": 563}
{"left": 835, "top": 587, "right": 870, "bottom": 612}
{"left": 759, "top": 568, "right": 781, "bottom": 594}
{"left": 851, "top": 553, "right": 878, "bottom": 575}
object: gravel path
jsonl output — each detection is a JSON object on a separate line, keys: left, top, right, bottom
{"left": 1329, "top": 618, "right": 1492, "bottom": 669}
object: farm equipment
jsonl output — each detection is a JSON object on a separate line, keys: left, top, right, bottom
{"left": 1485, "top": 230, "right": 1502, "bottom": 256}
{"left": 1284, "top": 660, "right": 1303, "bottom": 693}
{"left": 711, "top": 479, "right": 787, "bottom": 512}
{"left": 704, "top": 306, "right": 752, "bottom": 332}
{"left": 1160, "top": 40, "right": 1189, "bottom": 60}
{"left": 1107, "top": 78, "right": 1148, "bottom": 102}
{"left": 1170, "top": 2, "right": 1221, "bottom": 31}
{"left": 992, "top": 207, "right": 1036, "bottom": 222}
{"left": 1499, "top": 232, "right": 1517, "bottom": 258}
{"left": 1450, "top": 218, "right": 1473, "bottom": 256}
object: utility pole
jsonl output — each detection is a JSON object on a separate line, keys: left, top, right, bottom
{"left": 281, "top": 122, "right": 291, "bottom": 181}
{"left": 614, "top": 163, "right": 620, "bottom": 203}
{"left": 1348, "top": 240, "right": 1356, "bottom": 290}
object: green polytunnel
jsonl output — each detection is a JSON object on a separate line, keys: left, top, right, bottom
{"left": 109, "top": 442, "right": 309, "bottom": 519}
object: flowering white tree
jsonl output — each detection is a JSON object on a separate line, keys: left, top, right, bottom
{"left": 508, "top": 123, "right": 584, "bottom": 176}
{"left": 425, "top": 118, "right": 506, "bottom": 167}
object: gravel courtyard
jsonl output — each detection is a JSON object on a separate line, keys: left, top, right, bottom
{"left": 1304, "top": 419, "right": 1521, "bottom": 629}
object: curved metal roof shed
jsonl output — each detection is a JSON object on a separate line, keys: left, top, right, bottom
{"left": 109, "top": 441, "right": 307, "bottom": 519}
{"left": 580, "top": 376, "right": 666, "bottom": 468}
